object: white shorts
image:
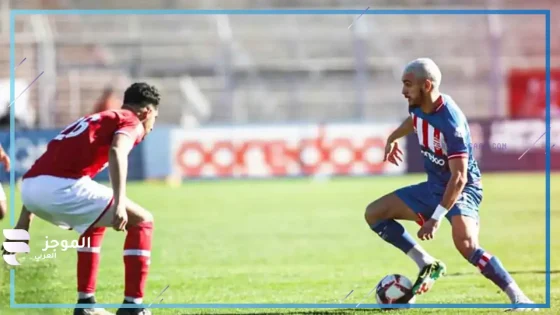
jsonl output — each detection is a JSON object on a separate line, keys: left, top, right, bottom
{"left": 0, "top": 183, "right": 5, "bottom": 201}
{"left": 21, "top": 175, "right": 115, "bottom": 235}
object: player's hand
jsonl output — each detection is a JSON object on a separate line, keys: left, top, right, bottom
{"left": 417, "top": 218, "right": 440, "bottom": 241}
{"left": 111, "top": 203, "right": 128, "bottom": 231}
{"left": 0, "top": 150, "right": 11, "bottom": 172}
{"left": 383, "top": 141, "right": 403, "bottom": 166}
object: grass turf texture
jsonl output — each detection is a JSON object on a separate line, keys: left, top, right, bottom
{"left": 1, "top": 172, "right": 558, "bottom": 314}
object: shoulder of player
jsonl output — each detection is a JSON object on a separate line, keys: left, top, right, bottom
{"left": 434, "top": 108, "right": 468, "bottom": 139}
{"left": 439, "top": 97, "right": 466, "bottom": 124}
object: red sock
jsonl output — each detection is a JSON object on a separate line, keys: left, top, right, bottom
{"left": 77, "top": 227, "right": 106, "bottom": 298}
{"left": 123, "top": 221, "right": 153, "bottom": 302}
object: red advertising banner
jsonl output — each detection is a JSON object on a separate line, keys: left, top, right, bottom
{"left": 508, "top": 69, "right": 560, "bottom": 118}
{"left": 171, "top": 123, "right": 406, "bottom": 179}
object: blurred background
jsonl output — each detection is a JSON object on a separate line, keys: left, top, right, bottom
{"left": 0, "top": 0, "right": 559, "bottom": 182}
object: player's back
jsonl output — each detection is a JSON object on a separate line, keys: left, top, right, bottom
{"left": 24, "top": 109, "right": 144, "bottom": 180}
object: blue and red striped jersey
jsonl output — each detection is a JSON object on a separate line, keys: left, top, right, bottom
{"left": 408, "top": 94, "right": 482, "bottom": 193}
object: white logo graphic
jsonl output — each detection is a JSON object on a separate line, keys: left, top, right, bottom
{"left": 454, "top": 123, "right": 469, "bottom": 139}
{"left": 422, "top": 150, "right": 446, "bottom": 166}
{"left": 3, "top": 229, "right": 30, "bottom": 266}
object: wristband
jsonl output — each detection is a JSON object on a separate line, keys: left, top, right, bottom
{"left": 431, "top": 204, "right": 448, "bottom": 221}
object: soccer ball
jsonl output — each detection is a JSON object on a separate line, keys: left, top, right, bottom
{"left": 375, "top": 274, "right": 416, "bottom": 304}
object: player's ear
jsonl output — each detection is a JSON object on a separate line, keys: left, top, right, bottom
{"left": 423, "top": 79, "right": 432, "bottom": 92}
{"left": 138, "top": 107, "right": 150, "bottom": 120}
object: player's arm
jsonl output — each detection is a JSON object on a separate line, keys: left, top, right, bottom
{"left": 384, "top": 117, "right": 412, "bottom": 165}
{"left": 431, "top": 122, "right": 470, "bottom": 221}
{"left": 14, "top": 206, "right": 34, "bottom": 231}
{"left": 417, "top": 155, "right": 468, "bottom": 240}
{"left": 438, "top": 157, "right": 468, "bottom": 211}
{"left": 387, "top": 116, "right": 414, "bottom": 143}
{"left": 108, "top": 133, "right": 135, "bottom": 208}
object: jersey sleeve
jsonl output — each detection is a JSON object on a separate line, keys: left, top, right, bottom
{"left": 114, "top": 113, "right": 144, "bottom": 143}
{"left": 443, "top": 118, "right": 469, "bottom": 160}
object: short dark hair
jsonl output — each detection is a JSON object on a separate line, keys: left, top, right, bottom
{"left": 123, "top": 82, "right": 160, "bottom": 108}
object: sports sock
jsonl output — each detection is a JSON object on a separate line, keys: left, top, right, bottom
{"left": 77, "top": 227, "right": 106, "bottom": 300}
{"left": 406, "top": 245, "right": 436, "bottom": 269}
{"left": 468, "top": 248, "right": 524, "bottom": 302}
{"left": 123, "top": 221, "right": 153, "bottom": 304}
{"left": 370, "top": 219, "right": 418, "bottom": 251}
{"left": 370, "top": 220, "right": 435, "bottom": 269}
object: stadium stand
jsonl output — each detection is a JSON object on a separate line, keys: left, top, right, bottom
{"left": 1, "top": 0, "right": 559, "bottom": 128}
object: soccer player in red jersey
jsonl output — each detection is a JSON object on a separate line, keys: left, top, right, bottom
{"left": 7, "top": 83, "right": 160, "bottom": 315}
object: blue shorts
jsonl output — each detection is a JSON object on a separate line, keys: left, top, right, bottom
{"left": 394, "top": 182, "right": 483, "bottom": 223}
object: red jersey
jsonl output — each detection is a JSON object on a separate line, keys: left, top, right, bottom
{"left": 24, "top": 109, "right": 145, "bottom": 179}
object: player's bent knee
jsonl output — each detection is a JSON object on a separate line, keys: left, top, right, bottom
{"left": 127, "top": 209, "right": 153, "bottom": 227}
{"left": 365, "top": 200, "right": 383, "bottom": 224}
{"left": 125, "top": 199, "right": 154, "bottom": 227}
{"left": 365, "top": 193, "right": 416, "bottom": 225}
{"left": 364, "top": 194, "right": 395, "bottom": 224}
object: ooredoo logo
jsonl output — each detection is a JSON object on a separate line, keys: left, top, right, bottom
{"left": 422, "top": 149, "right": 446, "bottom": 166}
{"left": 3, "top": 229, "right": 30, "bottom": 266}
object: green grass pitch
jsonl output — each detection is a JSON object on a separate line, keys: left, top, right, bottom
{"left": 0, "top": 172, "right": 558, "bottom": 315}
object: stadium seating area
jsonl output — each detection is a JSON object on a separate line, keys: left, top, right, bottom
{"left": 1, "top": 0, "right": 559, "bottom": 127}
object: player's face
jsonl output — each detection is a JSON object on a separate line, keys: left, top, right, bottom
{"left": 140, "top": 105, "right": 159, "bottom": 135}
{"left": 401, "top": 72, "right": 430, "bottom": 107}
{"left": 401, "top": 73, "right": 422, "bottom": 107}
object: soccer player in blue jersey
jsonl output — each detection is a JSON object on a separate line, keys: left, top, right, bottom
{"left": 365, "top": 58, "right": 537, "bottom": 310}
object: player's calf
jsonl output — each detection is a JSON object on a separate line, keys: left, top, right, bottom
{"left": 77, "top": 227, "right": 107, "bottom": 299}
{"left": 451, "top": 215, "right": 536, "bottom": 308}
{"left": 120, "top": 199, "right": 153, "bottom": 312}
{"left": 74, "top": 227, "right": 113, "bottom": 315}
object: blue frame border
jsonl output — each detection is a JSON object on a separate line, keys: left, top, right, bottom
{"left": 9, "top": 8, "right": 551, "bottom": 310}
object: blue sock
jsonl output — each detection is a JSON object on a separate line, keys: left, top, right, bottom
{"left": 370, "top": 219, "right": 417, "bottom": 254}
{"left": 468, "top": 248, "right": 514, "bottom": 290}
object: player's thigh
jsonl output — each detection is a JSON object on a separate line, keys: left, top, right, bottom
{"left": 367, "top": 182, "right": 436, "bottom": 223}
{"left": 365, "top": 184, "right": 430, "bottom": 223}
{"left": 445, "top": 187, "right": 483, "bottom": 222}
